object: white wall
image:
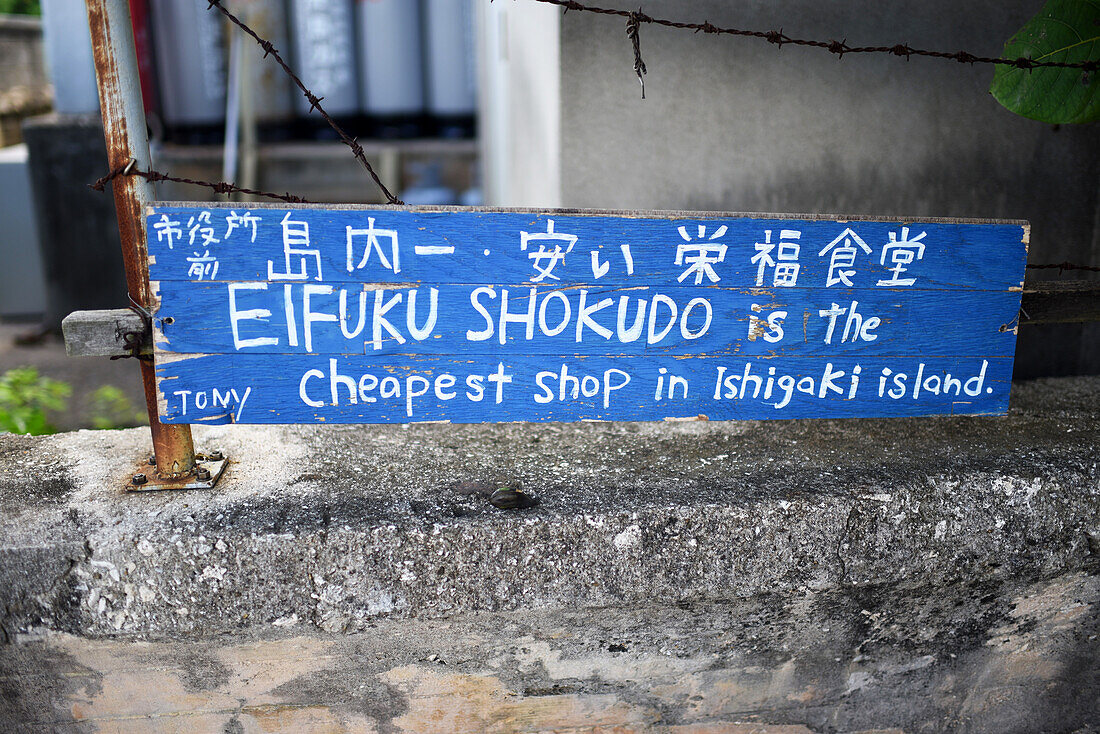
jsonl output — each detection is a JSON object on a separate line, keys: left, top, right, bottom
{"left": 477, "top": 0, "right": 560, "bottom": 208}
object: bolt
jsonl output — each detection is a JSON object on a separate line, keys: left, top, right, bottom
{"left": 147, "top": 456, "right": 156, "bottom": 466}
{"left": 208, "top": 450, "right": 224, "bottom": 462}
{"left": 195, "top": 467, "right": 211, "bottom": 482}
{"left": 132, "top": 473, "right": 147, "bottom": 486}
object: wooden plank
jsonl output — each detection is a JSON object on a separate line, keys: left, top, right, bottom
{"left": 155, "top": 353, "right": 1014, "bottom": 424}
{"left": 155, "top": 284, "right": 1021, "bottom": 358}
{"left": 147, "top": 205, "right": 1027, "bottom": 290}
{"left": 146, "top": 204, "right": 1028, "bottom": 425}
{"left": 61, "top": 308, "right": 150, "bottom": 357}
{"left": 1020, "top": 280, "right": 1100, "bottom": 325}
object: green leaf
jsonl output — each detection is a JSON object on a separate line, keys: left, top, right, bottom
{"left": 0, "top": 367, "right": 70, "bottom": 435}
{"left": 990, "top": 0, "right": 1100, "bottom": 124}
{"left": 88, "top": 385, "right": 146, "bottom": 430}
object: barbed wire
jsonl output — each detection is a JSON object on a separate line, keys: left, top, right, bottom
{"left": 205, "top": 0, "right": 402, "bottom": 205}
{"left": 87, "top": 163, "right": 1100, "bottom": 276}
{"left": 535, "top": 0, "right": 1099, "bottom": 98}
{"left": 84, "top": 0, "right": 1099, "bottom": 279}
{"left": 1026, "top": 262, "right": 1100, "bottom": 273}
{"left": 90, "top": 159, "right": 310, "bottom": 203}
{"left": 87, "top": 162, "right": 1100, "bottom": 273}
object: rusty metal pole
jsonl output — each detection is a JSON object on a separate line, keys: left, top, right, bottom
{"left": 86, "top": 0, "right": 196, "bottom": 478}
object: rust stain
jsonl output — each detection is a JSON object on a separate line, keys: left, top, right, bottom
{"left": 87, "top": 0, "right": 195, "bottom": 473}
{"left": 380, "top": 665, "right": 657, "bottom": 733}
{"left": 784, "top": 685, "right": 822, "bottom": 705}
{"left": 663, "top": 724, "right": 816, "bottom": 734}
{"left": 243, "top": 703, "right": 363, "bottom": 733}
{"left": 88, "top": 0, "right": 144, "bottom": 299}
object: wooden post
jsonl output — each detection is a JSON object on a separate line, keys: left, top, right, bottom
{"left": 85, "top": 0, "right": 196, "bottom": 479}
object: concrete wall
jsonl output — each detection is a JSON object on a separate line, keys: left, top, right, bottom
{"left": 555, "top": 0, "right": 1100, "bottom": 378}
{"left": 23, "top": 114, "right": 129, "bottom": 328}
{"left": 0, "top": 145, "right": 47, "bottom": 317}
{"left": 39, "top": 0, "right": 99, "bottom": 115}
{"left": 0, "top": 14, "right": 46, "bottom": 94}
{"left": 0, "top": 14, "right": 51, "bottom": 147}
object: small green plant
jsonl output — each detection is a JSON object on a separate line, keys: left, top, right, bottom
{"left": 87, "top": 385, "right": 147, "bottom": 430}
{"left": 0, "top": 0, "right": 41, "bottom": 15}
{"left": 0, "top": 367, "right": 71, "bottom": 435}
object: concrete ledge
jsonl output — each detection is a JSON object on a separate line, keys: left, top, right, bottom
{"left": 1, "top": 377, "right": 1098, "bottom": 639}
{"left": 2, "top": 570, "right": 1098, "bottom": 732}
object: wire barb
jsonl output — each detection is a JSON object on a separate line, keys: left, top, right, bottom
{"left": 111, "top": 293, "right": 154, "bottom": 362}
{"left": 626, "top": 10, "right": 648, "bottom": 99}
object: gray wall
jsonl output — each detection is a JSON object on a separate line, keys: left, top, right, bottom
{"left": 23, "top": 115, "right": 129, "bottom": 329}
{"left": 559, "top": 1, "right": 1100, "bottom": 378}
{"left": 0, "top": 145, "right": 46, "bottom": 318}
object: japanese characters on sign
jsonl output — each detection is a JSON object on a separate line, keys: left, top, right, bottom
{"left": 146, "top": 205, "right": 1027, "bottom": 424}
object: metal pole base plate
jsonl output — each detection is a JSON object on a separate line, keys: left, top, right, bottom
{"left": 127, "top": 452, "right": 228, "bottom": 492}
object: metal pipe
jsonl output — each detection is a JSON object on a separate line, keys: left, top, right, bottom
{"left": 85, "top": 0, "right": 196, "bottom": 478}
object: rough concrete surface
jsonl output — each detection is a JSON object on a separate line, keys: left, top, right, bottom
{"left": 1, "top": 570, "right": 1098, "bottom": 732}
{"left": 1, "top": 377, "right": 1099, "bottom": 730}
{"left": 3, "top": 377, "right": 1099, "bottom": 639}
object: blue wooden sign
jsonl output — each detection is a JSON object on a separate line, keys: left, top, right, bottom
{"left": 146, "top": 204, "right": 1027, "bottom": 425}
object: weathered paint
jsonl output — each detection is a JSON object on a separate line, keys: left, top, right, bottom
{"left": 146, "top": 204, "right": 1027, "bottom": 425}
{"left": 62, "top": 308, "right": 151, "bottom": 357}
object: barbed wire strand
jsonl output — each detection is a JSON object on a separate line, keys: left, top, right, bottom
{"left": 91, "top": 160, "right": 310, "bottom": 204}
{"left": 88, "top": 159, "right": 1099, "bottom": 273}
{"left": 89, "top": 170, "right": 1100, "bottom": 274}
{"left": 205, "top": 0, "right": 403, "bottom": 205}
{"left": 1025, "top": 262, "right": 1100, "bottom": 273}
{"left": 84, "top": 0, "right": 1100, "bottom": 276}
{"left": 543, "top": 0, "right": 1100, "bottom": 72}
